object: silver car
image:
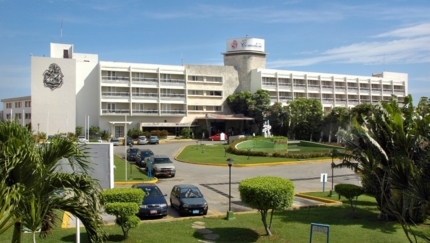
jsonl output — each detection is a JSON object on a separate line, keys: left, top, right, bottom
{"left": 145, "top": 155, "right": 175, "bottom": 177}
{"left": 111, "top": 138, "right": 120, "bottom": 146}
{"left": 138, "top": 136, "right": 148, "bottom": 145}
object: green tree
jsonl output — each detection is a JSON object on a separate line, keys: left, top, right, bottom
{"left": 181, "top": 127, "right": 191, "bottom": 139}
{"left": 0, "top": 121, "right": 107, "bottom": 243}
{"left": 335, "top": 95, "right": 430, "bottom": 243}
{"left": 248, "top": 89, "right": 271, "bottom": 126}
{"left": 226, "top": 91, "right": 253, "bottom": 117}
{"left": 287, "top": 98, "right": 323, "bottom": 141}
{"left": 335, "top": 184, "right": 364, "bottom": 214}
{"left": 267, "top": 102, "right": 289, "bottom": 136}
{"left": 322, "top": 107, "right": 350, "bottom": 142}
{"left": 127, "top": 128, "right": 143, "bottom": 139}
{"left": 89, "top": 126, "right": 100, "bottom": 136}
{"left": 75, "top": 126, "right": 83, "bottom": 136}
{"left": 103, "top": 188, "right": 144, "bottom": 239}
{"left": 349, "top": 102, "right": 374, "bottom": 125}
{"left": 239, "top": 176, "right": 294, "bottom": 236}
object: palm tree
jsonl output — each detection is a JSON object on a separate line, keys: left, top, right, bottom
{"left": 0, "top": 121, "right": 107, "bottom": 243}
{"left": 335, "top": 95, "right": 430, "bottom": 243}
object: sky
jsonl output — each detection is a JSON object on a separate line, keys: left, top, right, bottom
{"left": 1, "top": 0, "right": 429, "bottom": 109}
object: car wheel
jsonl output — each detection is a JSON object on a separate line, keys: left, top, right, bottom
{"left": 179, "top": 206, "right": 185, "bottom": 216}
{"left": 203, "top": 210, "right": 208, "bottom": 215}
{"left": 171, "top": 174, "right": 175, "bottom": 178}
{"left": 211, "top": 138, "right": 214, "bottom": 141}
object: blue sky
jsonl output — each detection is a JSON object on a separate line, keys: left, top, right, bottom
{"left": 1, "top": 0, "right": 429, "bottom": 109}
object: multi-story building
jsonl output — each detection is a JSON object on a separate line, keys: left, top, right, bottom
{"left": 26, "top": 37, "right": 407, "bottom": 137}
{"left": 1, "top": 96, "right": 31, "bottom": 126}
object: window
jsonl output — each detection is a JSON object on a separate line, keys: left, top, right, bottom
{"left": 190, "top": 76, "right": 199, "bottom": 81}
{"left": 6, "top": 103, "right": 12, "bottom": 108}
{"left": 6, "top": 114, "right": 10, "bottom": 120}
{"left": 15, "top": 102, "right": 21, "bottom": 108}
{"left": 115, "top": 126, "right": 124, "bottom": 138}
{"left": 107, "top": 103, "right": 116, "bottom": 112}
{"left": 25, "top": 113, "right": 31, "bottom": 119}
{"left": 25, "top": 101, "right": 31, "bottom": 107}
{"left": 208, "top": 91, "right": 222, "bottom": 96}
{"left": 15, "top": 113, "right": 22, "bottom": 119}
{"left": 188, "top": 90, "right": 203, "bottom": 96}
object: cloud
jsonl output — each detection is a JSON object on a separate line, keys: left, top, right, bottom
{"left": 374, "top": 23, "right": 430, "bottom": 38}
{"left": 267, "top": 23, "right": 430, "bottom": 68}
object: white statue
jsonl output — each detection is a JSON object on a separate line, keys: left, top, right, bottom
{"left": 262, "top": 120, "right": 272, "bottom": 137}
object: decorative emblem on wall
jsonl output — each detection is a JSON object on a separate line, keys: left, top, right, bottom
{"left": 231, "top": 40, "right": 238, "bottom": 49}
{"left": 43, "top": 63, "right": 64, "bottom": 90}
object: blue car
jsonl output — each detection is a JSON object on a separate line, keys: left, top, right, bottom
{"left": 148, "top": 136, "right": 159, "bottom": 144}
{"left": 132, "top": 184, "right": 168, "bottom": 218}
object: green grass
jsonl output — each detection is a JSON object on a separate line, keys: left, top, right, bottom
{"left": 176, "top": 143, "right": 330, "bottom": 165}
{"left": 1, "top": 193, "right": 428, "bottom": 243}
{"left": 114, "top": 155, "right": 150, "bottom": 182}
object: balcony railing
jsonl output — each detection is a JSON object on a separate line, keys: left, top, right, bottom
{"left": 160, "top": 93, "right": 186, "bottom": 98}
{"left": 101, "top": 109, "right": 130, "bottom": 114}
{"left": 360, "top": 87, "right": 370, "bottom": 91}
{"left": 101, "top": 76, "right": 130, "bottom": 83}
{"left": 372, "top": 88, "right": 382, "bottom": 92}
{"left": 133, "top": 109, "right": 158, "bottom": 114}
{"left": 160, "top": 79, "right": 185, "bottom": 84}
{"left": 132, "top": 93, "right": 159, "bottom": 98}
{"left": 279, "top": 83, "right": 291, "bottom": 87}
{"left": 335, "top": 86, "right": 346, "bottom": 90}
{"left": 262, "top": 82, "right": 276, "bottom": 86}
{"left": 132, "top": 77, "right": 158, "bottom": 84}
{"left": 161, "top": 109, "right": 186, "bottom": 115}
{"left": 102, "top": 91, "right": 130, "bottom": 97}
{"left": 279, "top": 96, "right": 293, "bottom": 100}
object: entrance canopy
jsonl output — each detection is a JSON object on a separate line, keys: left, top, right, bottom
{"left": 139, "top": 122, "right": 198, "bottom": 127}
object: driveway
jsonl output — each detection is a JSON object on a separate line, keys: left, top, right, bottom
{"left": 115, "top": 141, "right": 360, "bottom": 218}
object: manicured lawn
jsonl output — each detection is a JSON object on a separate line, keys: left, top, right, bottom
{"left": 1, "top": 192, "right": 427, "bottom": 243}
{"left": 114, "top": 155, "right": 150, "bottom": 182}
{"left": 176, "top": 143, "right": 330, "bottom": 165}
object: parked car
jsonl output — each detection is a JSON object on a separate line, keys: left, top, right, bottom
{"left": 126, "top": 137, "right": 134, "bottom": 146}
{"left": 135, "top": 149, "right": 154, "bottom": 167}
{"left": 208, "top": 133, "right": 228, "bottom": 141}
{"left": 170, "top": 184, "right": 208, "bottom": 216}
{"left": 127, "top": 148, "right": 140, "bottom": 161}
{"left": 138, "top": 136, "right": 148, "bottom": 145}
{"left": 148, "top": 135, "right": 159, "bottom": 144}
{"left": 111, "top": 138, "right": 120, "bottom": 146}
{"left": 78, "top": 136, "right": 88, "bottom": 143}
{"left": 132, "top": 184, "right": 168, "bottom": 218}
{"left": 144, "top": 155, "right": 175, "bottom": 177}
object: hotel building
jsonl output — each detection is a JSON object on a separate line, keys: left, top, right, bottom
{"left": 5, "top": 37, "right": 408, "bottom": 137}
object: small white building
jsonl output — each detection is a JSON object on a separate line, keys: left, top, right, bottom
{"left": 1, "top": 96, "right": 32, "bottom": 126}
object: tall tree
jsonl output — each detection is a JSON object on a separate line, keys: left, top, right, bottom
{"left": 267, "top": 102, "right": 289, "bottom": 136}
{"left": 226, "top": 91, "right": 253, "bottom": 117}
{"left": 287, "top": 98, "right": 323, "bottom": 141}
{"left": 335, "top": 95, "right": 430, "bottom": 243}
{"left": 0, "top": 121, "right": 107, "bottom": 243}
{"left": 248, "top": 89, "right": 271, "bottom": 126}
{"left": 322, "top": 107, "right": 350, "bottom": 142}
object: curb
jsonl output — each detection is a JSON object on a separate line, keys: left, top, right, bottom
{"left": 295, "top": 193, "right": 342, "bottom": 205}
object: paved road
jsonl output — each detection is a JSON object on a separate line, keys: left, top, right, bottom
{"left": 114, "top": 141, "right": 361, "bottom": 219}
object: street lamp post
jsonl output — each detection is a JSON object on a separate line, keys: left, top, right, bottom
{"left": 226, "top": 158, "right": 235, "bottom": 220}
{"left": 128, "top": 144, "right": 133, "bottom": 180}
{"left": 196, "top": 140, "right": 199, "bottom": 150}
{"left": 328, "top": 149, "right": 337, "bottom": 197}
{"left": 247, "top": 148, "right": 251, "bottom": 160}
{"left": 201, "top": 143, "right": 204, "bottom": 153}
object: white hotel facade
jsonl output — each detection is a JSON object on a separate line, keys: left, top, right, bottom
{"left": 4, "top": 37, "right": 408, "bottom": 137}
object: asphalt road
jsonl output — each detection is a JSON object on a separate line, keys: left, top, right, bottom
{"left": 113, "top": 141, "right": 360, "bottom": 219}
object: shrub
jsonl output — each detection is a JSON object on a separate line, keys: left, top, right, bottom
{"left": 335, "top": 184, "right": 364, "bottom": 214}
{"left": 239, "top": 176, "right": 295, "bottom": 236}
{"left": 181, "top": 127, "right": 191, "bottom": 138}
{"left": 102, "top": 188, "right": 144, "bottom": 239}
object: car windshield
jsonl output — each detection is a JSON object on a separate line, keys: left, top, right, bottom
{"left": 112, "top": 139, "right": 118, "bottom": 142}
{"left": 141, "top": 151, "right": 153, "bottom": 156}
{"left": 153, "top": 158, "right": 171, "bottom": 164}
{"left": 180, "top": 188, "right": 203, "bottom": 198}
{"left": 140, "top": 187, "right": 163, "bottom": 198}
{"left": 129, "top": 148, "right": 139, "bottom": 154}
{"left": 150, "top": 136, "right": 158, "bottom": 139}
